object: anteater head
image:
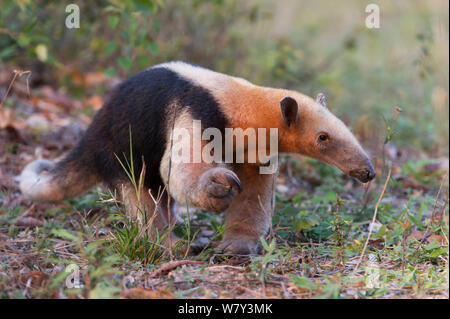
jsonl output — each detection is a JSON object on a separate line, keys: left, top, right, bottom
{"left": 279, "top": 93, "right": 375, "bottom": 183}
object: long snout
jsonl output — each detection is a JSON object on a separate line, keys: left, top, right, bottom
{"left": 349, "top": 159, "right": 376, "bottom": 183}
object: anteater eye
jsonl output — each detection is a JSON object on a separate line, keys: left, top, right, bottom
{"left": 319, "top": 134, "right": 329, "bottom": 142}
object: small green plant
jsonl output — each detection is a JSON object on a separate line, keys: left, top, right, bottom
{"left": 329, "top": 195, "right": 351, "bottom": 267}
{"left": 47, "top": 222, "right": 123, "bottom": 298}
{"left": 111, "top": 213, "right": 166, "bottom": 264}
{"left": 111, "top": 128, "right": 169, "bottom": 264}
{"left": 402, "top": 159, "right": 445, "bottom": 186}
{"left": 249, "top": 237, "right": 282, "bottom": 286}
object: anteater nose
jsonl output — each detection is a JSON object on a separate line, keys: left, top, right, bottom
{"left": 365, "top": 163, "right": 376, "bottom": 181}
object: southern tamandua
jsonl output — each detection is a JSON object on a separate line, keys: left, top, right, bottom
{"left": 19, "top": 61, "right": 375, "bottom": 254}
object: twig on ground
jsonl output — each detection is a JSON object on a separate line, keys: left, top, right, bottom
{"left": 0, "top": 70, "right": 31, "bottom": 109}
{"left": 147, "top": 260, "right": 204, "bottom": 278}
{"left": 0, "top": 28, "right": 18, "bottom": 38}
{"left": 355, "top": 166, "right": 392, "bottom": 271}
{"left": 421, "top": 170, "right": 449, "bottom": 245}
{"left": 0, "top": 70, "right": 31, "bottom": 127}
{"left": 204, "top": 265, "right": 243, "bottom": 271}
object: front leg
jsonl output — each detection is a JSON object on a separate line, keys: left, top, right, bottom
{"left": 219, "top": 164, "right": 275, "bottom": 255}
{"left": 161, "top": 160, "right": 241, "bottom": 212}
{"left": 159, "top": 112, "right": 242, "bottom": 212}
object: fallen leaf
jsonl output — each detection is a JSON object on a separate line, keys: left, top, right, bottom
{"left": 2, "top": 124, "right": 27, "bottom": 144}
{"left": 368, "top": 238, "right": 385, "bottom": 249}
{"left": 407, "top": 230, "right": 426, "bottom": 242}
{"left": 31, "top": 96, "right": 64, "bottom": 113}
{"left": 86, "top": 95, "right": 104, "bottom": 110}
{"left": 20, "top": 271, "right": 49, "bottom": 287}
{"left": 427, "top": 235, "right": 447, "bottom": 246}
{"left": 15, "top": 216, "right": 44, "bottom": 228}
{"left": 84, "top": 72, "right": 109, "bottom": 87}
{"left": 400, "top": 176, "right": 427, "bottom": 191}
{"left": 0, "top": 167, "right": 16, "bottom": 190}
{"left": 148, "top": 260, "right": 204, "bottom": 278}
{"left": 120, "top": 288, "right": 173, "bottom": 299}
{"left": 423, "top": 158, "right": 449, "bottom": 174}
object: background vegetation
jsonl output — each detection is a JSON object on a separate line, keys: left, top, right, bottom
{"left": 0, "top": 0, "right": 448, "bottom": 299}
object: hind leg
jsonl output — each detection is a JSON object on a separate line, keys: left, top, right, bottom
{"left": 119, "top": 182, "right": 163, "bottom": 226}
{"left": 119, "top": 182, "right": 179, "bottom": 247}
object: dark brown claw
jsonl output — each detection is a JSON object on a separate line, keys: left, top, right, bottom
{"left": 226, "top": 173, "right": 243, "bottom": 193}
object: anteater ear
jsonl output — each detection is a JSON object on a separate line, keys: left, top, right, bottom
{"left": 280, "top": 96, "right": 298, "bottom": 127}
{"left": 316, "top": 92, "right": 327, "bottom": 107}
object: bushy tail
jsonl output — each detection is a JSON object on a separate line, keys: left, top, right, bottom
{"left": 19, "top": 154, "right": 98, "bottom": 203}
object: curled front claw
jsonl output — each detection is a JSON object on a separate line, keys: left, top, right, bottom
{"left": 224, "top": 171, "right": 243, "bottom": 194}
{"left": 198, "top": 167, "right": 242, "bottom": 212}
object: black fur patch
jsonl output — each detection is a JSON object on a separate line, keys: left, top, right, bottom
{"left": 57, "top": 65, "right": 229, "bottom": 194}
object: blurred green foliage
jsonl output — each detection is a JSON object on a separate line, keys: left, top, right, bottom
{"left": 0, "top": 0, "right": 448, "bottom": 153}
